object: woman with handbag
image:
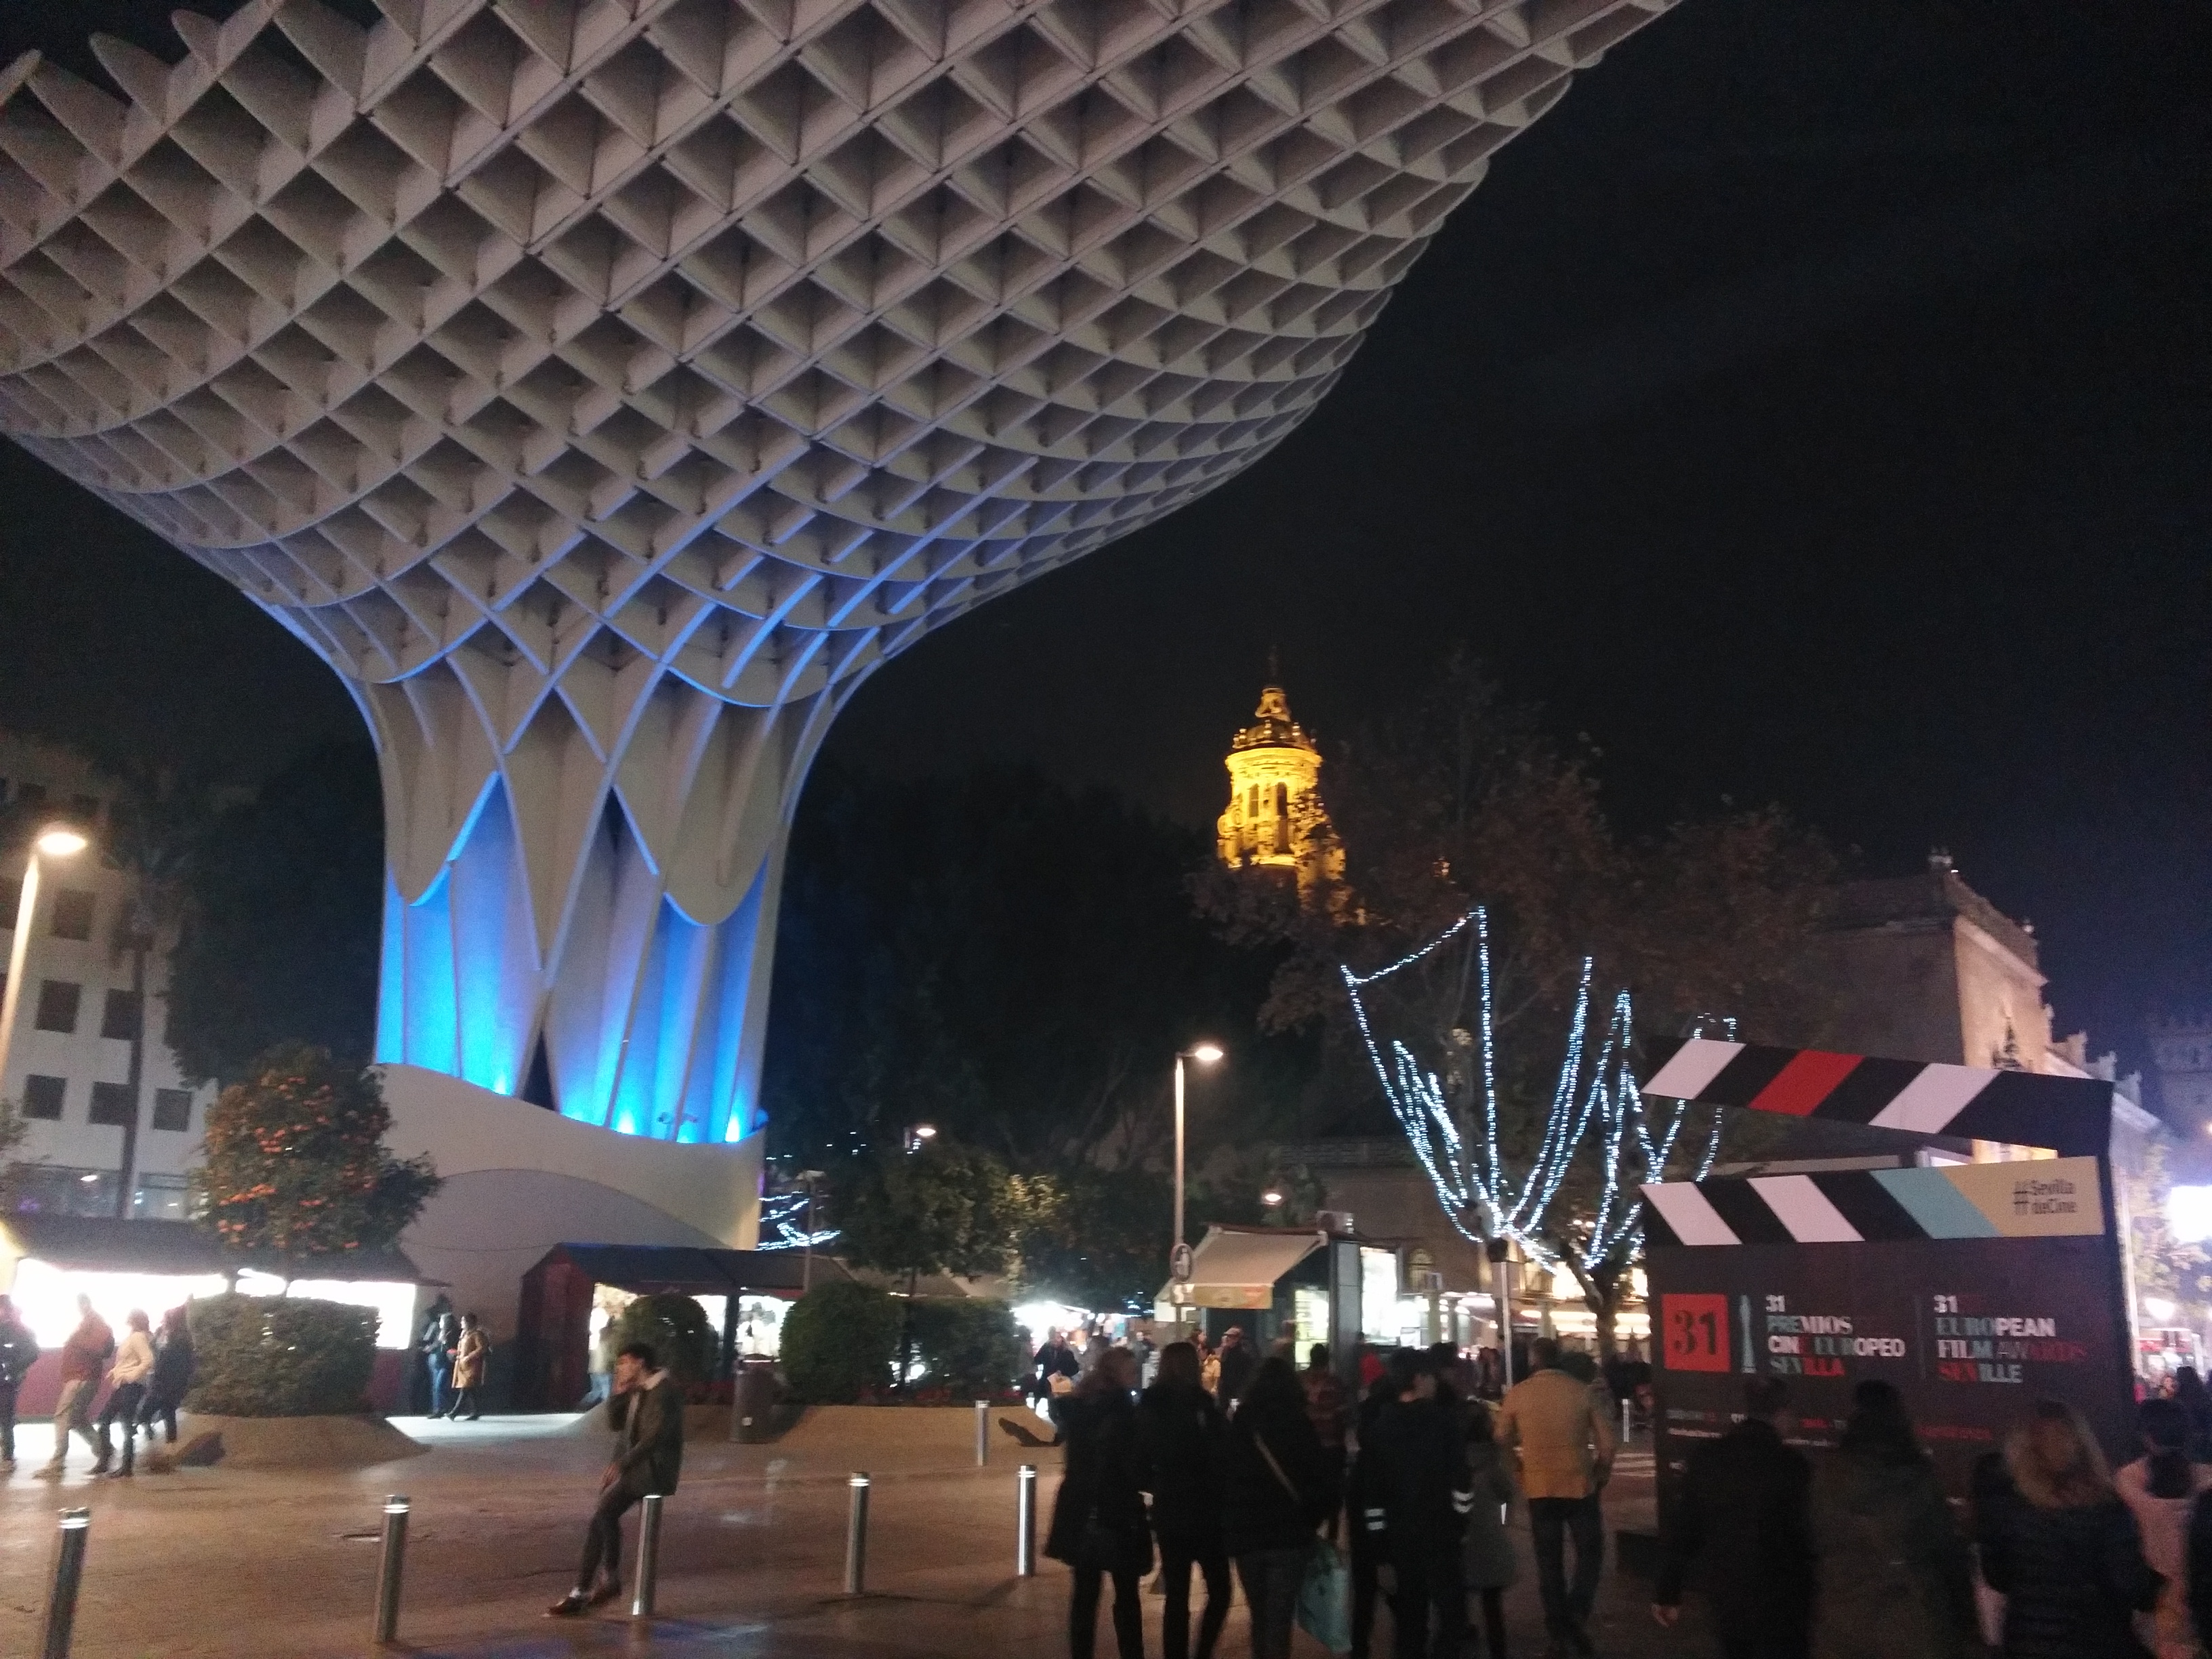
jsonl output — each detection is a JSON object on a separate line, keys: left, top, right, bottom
{"left": 1224, "top": 1356, "right": 1340, "bottom": 1659}
{"left": 1047, "top": 1347, "right": 1151, "bottom": 1659}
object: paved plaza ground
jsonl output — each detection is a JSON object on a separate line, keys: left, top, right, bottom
{"left": 0, "top": 1407, "right": 1712, "bottom": 1658}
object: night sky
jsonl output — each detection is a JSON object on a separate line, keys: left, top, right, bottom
{"left": 0, "top": 1, "right": 2205, "bottom": 1067}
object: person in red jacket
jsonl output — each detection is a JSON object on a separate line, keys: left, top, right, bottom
{"left": 39, "top": 1295, "right": 112, "bottom": 1477}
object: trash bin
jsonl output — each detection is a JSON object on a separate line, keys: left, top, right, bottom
{"left": 731, "top": 1359, "right": 779, "bottom": 1443}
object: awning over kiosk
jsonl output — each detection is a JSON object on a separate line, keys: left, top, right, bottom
{"left": 1168, "top": 1227, "right": 1327, "bottom": 1309}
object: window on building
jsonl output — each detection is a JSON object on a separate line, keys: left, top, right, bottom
{"left": 34, "top": 979, "right": 81, "bottom": 1033}
{"left": 87, "top": 1082, "right": 136, "bottom": 1127}
{"left": 48, "top": 888, "right": 94, "bottom": 941}
{"left": 21, "top": 1075, "right": 64, "bottom": 1120}
{"left": 151, "top": 1088, "right": 192, "bottom": 1132}
{"left": 100, "top": 989, "right": 140, "bottom": 1041}
{"left": 1274, "top": 783, "right": 1290, "bottom": 853}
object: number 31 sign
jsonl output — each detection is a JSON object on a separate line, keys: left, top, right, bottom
{"left": 1663, "top": 1293, "right": 1732, "bottom": 1373}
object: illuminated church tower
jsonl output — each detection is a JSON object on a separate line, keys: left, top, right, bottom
{"left": 1217, "top": 680, "right": 1340, "bottom": 895}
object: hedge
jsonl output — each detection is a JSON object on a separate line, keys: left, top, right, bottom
{"left": 780, "top": 1282, "right": 901, "bottom": 1403}
{"left": 910, "top": 1298, "right": 1023, "bottom": 1399}
{"left": 185, "top": 1293, "right": 379, "bottom": 1417}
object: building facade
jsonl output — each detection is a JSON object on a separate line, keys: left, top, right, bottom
{"left": 0, "top": 735, "right": 214, "bottom": 1219}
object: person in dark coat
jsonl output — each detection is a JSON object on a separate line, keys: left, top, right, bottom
{"left": 419, "top": 1296, "right": 455, "bottom": 1417}
{"left": 1349, "top": 1368, "right": 1397, "bottom": 1659}
{"left": 1653, "top": 1374, "right": 1813, "bottom": 1659}
{"left": 1978, "top": 1397, "right": 2159, "bottom": 1659}
{"left": 2173, "top": 1368, "right": 2212, "bottom": 1463}
{"left": 1215, "top": 1327, "right": 1256, "bottom": 1407}
{"left": 0, "top": 1294, "right": 37, "bottom": 1471}
{"left": 1462, "top": 1398, "right": 1517, "bottom": 1659}
{"left": 548, "top": 1342, "right": 686, "bottom": 1616}
{"left": 1808, "top": 1380, "right": 1979, "bottom": 1659}
{"left": 137, "top": 1305, "right": 195, "bottom": 1446}
{"left": 1141, "top": 1340, "right": 1231, "bottom": 1659}
{"left": 1225, "top": 1356, "right": 1338, "bottom": 1659}
{"left": 1046, "top": 1346, "right": 1151, "bottom": 1659}
{"left": 1357, "top": 1347, "right": 1475, "bottom": 1659}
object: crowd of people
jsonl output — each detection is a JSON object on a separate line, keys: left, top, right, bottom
{"left": 1654, "top": 1370, "right": 2212, "bottom": 1659}
{"left": 0, "top": 1292, "right": 196, "bottom": 1479}
{"left": 1037, "top": 1325, "right": 1618, "bottom": 1659}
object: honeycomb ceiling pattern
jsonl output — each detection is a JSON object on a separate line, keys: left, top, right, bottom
{"left": 0, "top": 0, "right": 1675, "bottom": 721}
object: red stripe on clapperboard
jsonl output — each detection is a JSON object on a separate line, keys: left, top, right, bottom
{"left": 1744, "top": 1049, "right": 1864, "bottom": 1117}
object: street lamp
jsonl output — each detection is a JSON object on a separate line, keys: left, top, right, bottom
{"left": 1172, "top": 1044, "right": 1225, "bottom": 1289}
{"left": 0, "top": 823, "right": 90, "bottom": 1111}
{"left": 905, "top": 1124, "right": 937, "bottom": 1155}
{"left": 795, "top": 1169, "right": 825, "bottom": 1293}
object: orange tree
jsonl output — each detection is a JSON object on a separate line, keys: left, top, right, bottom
{"left": 192, "top": 1044, "right": 440, "bottom": 1271}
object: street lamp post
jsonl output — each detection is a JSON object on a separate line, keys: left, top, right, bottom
{"left": 1172, "top": 1044, "right": 1224, "bottom": 1308}
{"left": 796, "top": 1169, "right": 824, "bottom": 1293}
{"left": 0, "top": 825, "right": 89, "bottom": 1109}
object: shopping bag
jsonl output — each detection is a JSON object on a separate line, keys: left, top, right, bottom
{"left": 1295, "top": 1536, "right": 1352, "bottom": 1654}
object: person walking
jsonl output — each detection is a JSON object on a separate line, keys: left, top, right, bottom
{"left": 548, "top": 1341, "right": 684, "bottom": 1616}
{"left": 1462, "top": 1397, "right": 1518, "bottom": 1659}
{"left": 92, "top": 1311, "right": 155, "bottom": 1477}
{"left": 0, "top": 1293, "right": 37, "bottom": 1471}
{"left": 449, "top": 1313, "right": 488, "bottom": 1420}
{"left": 1652, "top": 1375, "right": 1814, "bottom": 1659}
{"left": 1223, "top": 1357, "right": 1338, "bottom": 1659}
{"left": 1215, "top": 1327, "right": 1256, "bottom": 1408}
{"left": 1807, "top": 1379, "right": 1979, "bottom": 1659}
{"left": 1036, "top": 1329, "right": 1081, "bottom": 1439}
{"left": 39, "top": 1295, "right": 112, "bottom": 1477}
{"left": 1357, "top": 1347, "right": 1474, "bottom": 1659}
{"left": 2173, "top": 1369, "right": 2212, "bottom": 1462}
{"left": 2116, "top": 1397, "right": 2208, "bottom": 1659}
{"left": 138, "top": 1305, "right": 195, "bottom": 1446}
{"left": 1305, "top": 1343, "right": 1350, "bottom": 1535}
{"left": 1498, "top": 1336, "right": 1615, "bottom": 1658}
{"left": 419, "top": 1296, "right": 455, "bottom": 1417}
{"left": 1046, "top": 1346, "right": 1151, "bottom": 1659}
{"left": 1349, "top": 1367, "right": 1397, "bottom": 1659}
{"left": 1141, "top": 1341, "right": 1231, "bottom": 1659}
{"left": 1199, "top": 1334, "right": 1221, "bottom": 1397}
{"left": 1978, "top": 1397, "right": 2159, "bottom": 1658}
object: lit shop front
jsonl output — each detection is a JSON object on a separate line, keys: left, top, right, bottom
{"left": 0, "top": 1215, "right": 426, "bottom": 1412}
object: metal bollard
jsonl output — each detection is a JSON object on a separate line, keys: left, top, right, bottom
{"left": 844, "top": 1473, "right": 871, "bottom": 1595}
{"left": 975, "top": 1399, "right": 991, "bottom": 1467}
{"left": 1016, "top": 1465, "right": 1038, "bottom": 1577}
{"left": 1620, "top": 1397, "right": 1632, "bottom": 1446}
{"left": 371, "top": 1495, "right": 410, "bottom": 1645}
{"left": 631, "top": 1492, "right": 665, "bottom": 1619}
{"left": 39, "top": 1508, "right": 90, "bottom": 1659}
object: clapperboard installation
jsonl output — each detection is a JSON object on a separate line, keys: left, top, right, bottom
{"left": 1638, "top": 1037, "right": 2133, "bottom": 1506}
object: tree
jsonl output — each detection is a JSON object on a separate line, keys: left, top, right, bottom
{"left": 167, "top": 744, "right": 382, "bottom": 1085}
{"left": 835, "top": 1137, "right": 1021, "bottom": 1283}
{"left": 2127, "top": 1136, "right": 2212, "bottom": 1315}
{"left": 1200, "top": 655, "right": 1839, "bottom": 1355}
{"left": 99, "top": 759, "right": 216, "bottom": 1216}
{"left": 762, "top": 764, "right": 1312, "bottom": 1173}
{"left": 192, "top": 1044, "right": 441, "bottom": 1271}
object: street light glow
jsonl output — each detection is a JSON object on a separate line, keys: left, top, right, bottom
{"left": 1189, "top": 1043, "right": 1224, "bottom": 1065}
{"left": 912, "top": 1124, "right": 937, "bottom": 1141}
{"left": 1261, "top": 1188, "right": 1284, "bottom": 1207}
{"left": 35, "top": 826, "right": 87, "bottom": 857}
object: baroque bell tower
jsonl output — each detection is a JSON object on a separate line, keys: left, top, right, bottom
{"left": 1216, "top": 676, "right": 1341, "bottom": 895}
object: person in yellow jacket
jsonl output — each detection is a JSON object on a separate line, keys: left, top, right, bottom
{"left": 1496, "top": 1338, "right": 1615, "bottom": 1658}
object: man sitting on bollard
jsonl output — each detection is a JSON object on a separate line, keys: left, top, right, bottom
{"left": 548, "top": 1341, "right": 685, "bottom": 1617}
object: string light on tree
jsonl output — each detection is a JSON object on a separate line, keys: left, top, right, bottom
{"left": 1342, "top": 908, "right": 1724, "bottom": 1279}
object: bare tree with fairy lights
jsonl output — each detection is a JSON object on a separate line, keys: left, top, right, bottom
{"left": 1343, "top": 907, "right": 1736, "bottom": 1357}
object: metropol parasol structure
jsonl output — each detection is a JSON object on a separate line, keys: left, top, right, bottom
{"left": 0, "top": 0, "right": 1680, "bottom": 1300}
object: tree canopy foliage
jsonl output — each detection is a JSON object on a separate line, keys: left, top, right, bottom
{"left": 764, "top": 763, "right": 1313, "bottom": 1172}
{"left": 192, "top": 1043, "right": 440, "bottom": 1265}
